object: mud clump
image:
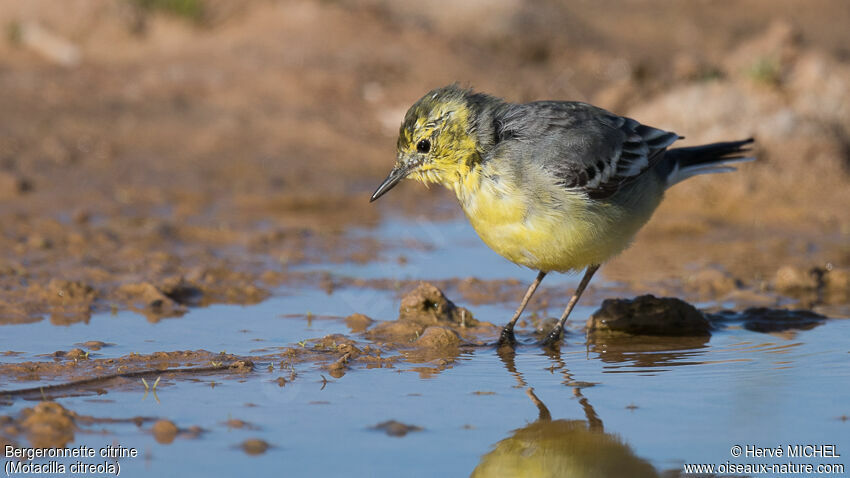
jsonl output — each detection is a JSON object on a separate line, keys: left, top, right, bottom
{"left": 224, "top": 418, "right": 251, "bottom": 429}
{"left": 241, "top": 438, "right": 270, "bottom": 455}
{"left": 365, "top": 320, "right": 424, "bottom": 344}
{"left": 345, "top": 313, "right": 373, "bottom": 333}
{"left": 822, "top": 266, "right": 850, "bottom": 303}
{"left": 409, "top": 326, "right": 462, "bottom": 363}
{"left": 774, "top": 265, "right": 850, "bottom": 303}
{"left": 25, "top": 279, "right": 97, "bottom": 324}
{"left": 313, "top": 335, "right": 361, "bottom": 355}
{"left": 414, "top": 326, "right": 460, "bottom": 349}
{"left": 155, "top": 276, "right": 204, "bottom": 306}
{"left": 78, "top": 340, "right": 109, "bottom": 351}
{"left": 116, "top": 282, "right": 189, "bottom": 320}
{"left": 367, "top": 283, "right": 477, "bottom": 343}
{"left": 181, "top": 268, "right": 269, "bottom": 306}
{"left": 684, "top": 268, "right": 741, "bottom": 298}
{"left": 8, "top": 402, "right": 77, "bottom": 448}
{"left": 0, "top": 171, "right": 33, "bottom": 198}
{"left": 151, "top": 419, "right": 179, "bottom": 444}
{"left": 372, "top": 420, "right": 423, "bottom": 437}
{"left": 61, "top": 348, "right": 88, "bottom": 360}
{"left": 586, "top": 295, "right": 711, "bottom": 336}
{"left": 43, "top": 279, "right": 96, "bottom": 306}
{"left": 824, "top": 267, "right": 850, "bottom": 294}
{"left": 313, "top": 335, "right": 362, "bottom": 376}
{"left": 399, "top": 283, "right": 477, "bottom": 327}
{"left": 774, "top": 266, "right": 819, "bottom": 293}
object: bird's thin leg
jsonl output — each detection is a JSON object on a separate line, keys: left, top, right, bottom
{"left": 498, "top": 271, "right": 547, "bottom": 347}
{"left": 541, "top": 264, "right": 600, "bottom": 347}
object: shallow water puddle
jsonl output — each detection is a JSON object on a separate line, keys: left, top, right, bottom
{"left": 2, "top": 315, "right": 848, "bottom": 476}
{"left": 0, "top": 287, "right": 363, "bottom": 369}
{"left": 1, "top": 217, "right": 849, "bottom": 477}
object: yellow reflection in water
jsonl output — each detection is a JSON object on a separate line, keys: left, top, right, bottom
{"left": 472, "top": 350, "right": 658, "bottom": 478}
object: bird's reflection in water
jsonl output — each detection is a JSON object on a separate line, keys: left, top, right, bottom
{"left": 471, "top": 349, "right": 658, "bottom": 478}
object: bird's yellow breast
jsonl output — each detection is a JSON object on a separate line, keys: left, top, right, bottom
{"left": 453, "top": 166, "right": 660, "bottom": 273}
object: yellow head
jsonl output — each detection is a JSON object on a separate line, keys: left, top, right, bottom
{"left": 370, "top": 85, "right": 491, "bottom": 202}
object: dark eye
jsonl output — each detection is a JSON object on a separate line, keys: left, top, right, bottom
{"left": 416, "top": 139, "right": 431, "bottom": 154}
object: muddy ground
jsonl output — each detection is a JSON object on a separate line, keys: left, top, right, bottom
{"left": 0, "top": 0, "right": 849, "bottom": 452}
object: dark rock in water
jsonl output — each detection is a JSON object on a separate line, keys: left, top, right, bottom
{"left": 586, "top": 295, "right": 711, "bottom": 336}
{"left": 398, "top": 282, "right": 476, "bottom": 327}
{"left": 709, "top": 307, "right": 826, "bottom": 333}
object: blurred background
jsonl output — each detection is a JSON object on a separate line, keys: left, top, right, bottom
{"left": 1, "top": 0, "right": 848, "bottom": 323}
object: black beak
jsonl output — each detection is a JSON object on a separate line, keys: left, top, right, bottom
{"left": 370, "top": 163, "right": 410, "bottom": 202}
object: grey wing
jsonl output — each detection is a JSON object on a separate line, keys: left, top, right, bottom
{"left": 495, "top": 101, "right": 680, "bottom": 199}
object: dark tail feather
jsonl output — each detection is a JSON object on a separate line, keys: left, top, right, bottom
{"left": 663, "top": 138, "right": 755, "bottom": 186}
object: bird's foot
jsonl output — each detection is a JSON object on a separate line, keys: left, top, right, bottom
{"left": 540, "top": 328, "right": 563, "bottom": 348}
{"left": 497, "top": 325, "right": 517, "bottom": 349}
